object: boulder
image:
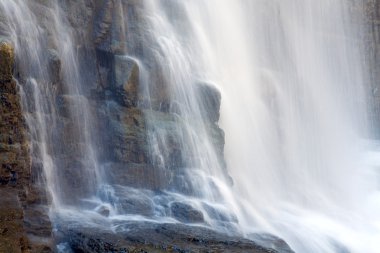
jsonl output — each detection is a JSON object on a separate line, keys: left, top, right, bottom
{"left": 95, "top": 205, "right": 110, "bottom": 217}
{"left": 170, "top": 201, "right": 204, "bottom": 223}
{"left": 117, "top": 193, "right": 154, "bottom": 217}
{"left": 197, "top": 82, "right": 222, "bottom": 123}
{"left": 98, "top": 185, "right": 155, "bottom": 217}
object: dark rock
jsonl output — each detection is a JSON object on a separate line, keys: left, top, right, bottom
{"left": 47, "top": 49, "right": 61, "bottom": 84}
{"left": 105, "top": 162, "right": 168, "bottom": 190}
{"left": 116, "top": 191, "right": 154, "bottom": 216}
{"left": 93, "top": 0, "right": 127, "bottom": 54}
{"left": 249, "top": 234, "right": 295, "bottom": 253}
{"left": 93, "top": 0, "right": 114, "bottom": 46}
{"left": 95, "top": 48, "right": 114, "bottom": 90}
{"left": 170, "top": 201, "right": 205, "bottom": 223}
{"left": 0, "top": 189, "right": 27, "bottom": 253}
{"left": 95, "top": 206, "right": 110, "bottom": 217}
{"left": 58, "top": 221, "right": 294, "bottom": 253}
{"left": 56, "top": 95, "right": 79, "bottom": 118}
{"left": 113, "top": 55, "right": 140, "bottom": 107}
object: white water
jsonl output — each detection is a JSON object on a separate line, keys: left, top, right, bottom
{"left": 143, "top": 0, "right": 380, "bottom": 252}
{"left": 2, "top": 0, "right": 380, "bottom": 252}
{"left": 0, "top": 0, "right": 103, "bottom": 207}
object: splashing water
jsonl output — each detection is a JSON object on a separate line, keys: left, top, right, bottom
{"left": 1, "top": 0, "right": 380, "bottom": 252}
{"left": 142, "top": 0, "right": 380, "bottom": 252}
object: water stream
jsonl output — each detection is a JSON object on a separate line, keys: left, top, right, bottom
{"left": 1, "top": 0, "right": 380, "bottom": 252}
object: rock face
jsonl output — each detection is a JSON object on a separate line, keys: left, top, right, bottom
{"left": 58, "top": 221, "right": 294, "bottom": 253}
{"left": 0, "top": 42, "right": 14, "bottom": 82}
{"left": 0, "top": 42, "right": 52, "bottom": 252}
{"left": 0, "top": 1, "right": 293, "bottom": 252}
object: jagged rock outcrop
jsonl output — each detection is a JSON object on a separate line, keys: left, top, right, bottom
{"left": 0, "top": 41, "right": 52, "bottom": 253}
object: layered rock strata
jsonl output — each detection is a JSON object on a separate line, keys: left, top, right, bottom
{"left": 0, "top": 1, "right": 293, "bottom": 252}
{"left": 0, "top": 42, "right": 52, "bottom": 253}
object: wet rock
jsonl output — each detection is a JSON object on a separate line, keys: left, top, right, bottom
{"left": 95, "top": 206, "right": 110, "bottom": 217}
{"left": 93, "top": 0, "right": 127, "bottom": 54}
{"left": 99, "top": 103, "right": 148, "bottom": 163}
{"left": 59, "top": 221, "right": 294, "bottom": 253}
{"left": 144, "top": 109, "right": 186, "bottom": 169}
{"left": 97, "top": 185, "right": 155, "bottom": 217}
{"left": 170, "top": 201, "right": 205, "bottom": 223}
{"left": 25, "top": 184, "right": 50, "bottom": 205}
{"left": 206, "top": 123, "right": 233, "bottom": 185}
{"left": 0, "top": 41, "right": 14, "bottom": 83}
{"left": 53, "top": 157, "right": 99, "bottom": 205}
{"left": 94, "top": 50, "right": 140, "bottom": 107}
{"left": 47, "top": 49, "right": 61, "bottom": 84}
{"left": 0, "top": 39, "right": 53, "bottom": 252}
{"left": 117, "top": 193, "right": 154, "bottom": 217}
{"left": 249, "top": 234, "right": 295, "bottom": 253}
{"left": 56, "top": 95, "right": 73, "bottom": 118}
{"left": 105, "top": 162, "right": 168, "bottom": 190}
{"left": 23, "top": 205, "right": 52, "bottom": 238}
{"left": 202, "top": 203, "right": 238, "bottom": 223}
{"left": 113, "top": 55, "right": 139, "bottom": 107}
{"left": 0, "top": 189, "right": 29, "bottom": 253}
{"left": 197, "top": 82, "right": 222, "bottom": 123}
{"left": 93, "top": 0, "right": 114, "bottom": 46}
{"left": 0, "top": 42, "right": 29, "bottom": 194}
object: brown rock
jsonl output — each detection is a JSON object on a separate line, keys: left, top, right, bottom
{"left": 0, "top": 42, "right": 14, "bottom": 83}
{"left": 170, "top": 202, "right": 205, "bottom": 223}
{"left": 113, "top": 55, "right": 140, "bottom": 107}
{"left": 0, "top": 189, "right": 27, "bottom": 253}
{"left": 0, "top": 41, "right": 52, "bottom": 252}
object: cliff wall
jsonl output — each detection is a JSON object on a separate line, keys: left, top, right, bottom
{"left": 0, "top": 41, "right": 51, "bottom": 252}
{"left": 0, "top": 1, "right": 290, "bottom": 252}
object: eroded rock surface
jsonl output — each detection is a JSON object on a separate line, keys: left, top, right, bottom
{"left": 0, "top": 41, "right": 52, "bottom": 253}
{"left": 58, "top": 221, "right": 294, "bottom": 253}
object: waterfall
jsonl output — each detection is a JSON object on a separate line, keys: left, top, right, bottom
{"left": 142, "top": 0, "right": 380, "bottom": 252}
{"left": 1, "top": 0, "right": 380, "bottom": 252}
{"left": 0, "top": 0, "right": 103, "bottom": 208}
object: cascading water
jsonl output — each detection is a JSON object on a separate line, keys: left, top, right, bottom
{"left": 141, "top": 0, "right": 380, "bottom": 252}
{"left": 1, "top": 0, "right": 380, "bottom": 252}
{"left": 0, "top": 0, "right": 103, "bottom": 208}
